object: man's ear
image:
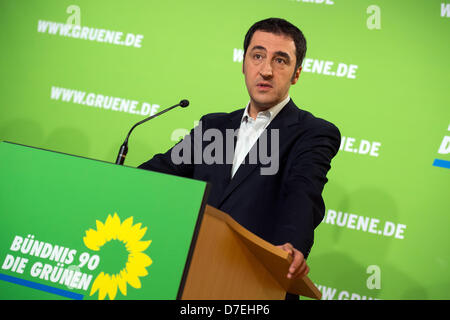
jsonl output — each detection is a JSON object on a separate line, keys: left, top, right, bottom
{"left": 291, "top": 66, "right": 302, "bottom": 84}
{"left": 242, "top": 60, "right": 245, "bottom": 74}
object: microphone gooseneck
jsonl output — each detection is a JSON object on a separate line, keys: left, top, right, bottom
{"left": 115, "top": 99, "right": 189, "bottom": 165}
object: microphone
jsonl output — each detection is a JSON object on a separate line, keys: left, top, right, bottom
{"left": 115, "top": 99, "right": 190, "bottom": 165}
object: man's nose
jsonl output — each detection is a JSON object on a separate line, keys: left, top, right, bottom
{"left": 259, "top": 60, "right": 273, "bottom": 78}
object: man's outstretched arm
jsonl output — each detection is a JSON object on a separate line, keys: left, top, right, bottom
{"left": 274, "top": 121, "right": 341, "bottom": 279}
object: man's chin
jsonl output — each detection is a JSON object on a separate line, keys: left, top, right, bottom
{"left": 251, "top": 98, "right": 281, "bottom": 111}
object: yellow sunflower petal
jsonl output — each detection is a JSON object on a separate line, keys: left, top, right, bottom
{"left": 117, "top": 217, "right": 134, "bottom": 242}
{"left": 83, "top": 229, "right": 101, "bottom": 251}
{"left": 98, "top": 287, "right": 107, "bottom": 300}
{"left": 126, "top": 261, "right": 148, "bottom": 278}
{"left": 103, "top": 214, "right": 119, "bottom": 241}
{"left": 91, "top": 272, "right": 110, "bottom": 300}
{"left": 90, "top": 272, "right": 104, "bottom": 296}
{"left": 98, "top": 273, "right": 113, "bottom": 300}
{"left": 117, "top": 270, "right": 128, "bottom": 296}
{"left": 126, "top": 240, "right": 151, "bottom": 253}
{"left": 129, "top": 252, "right": 152, "bottom": 268}
{"left": 103, "top": 215, "right": 113, "bottom": 240}
{"left": 107, "top": 274, "right": 118, "bottom": 300}
{"left": 95, "top": 220, "right": 105, "bottom": 236}
{"left": 124, "top": 272, "right": 141, "bottom": 289}
{"left": 110, "top": 213, "right": 122, "bottom": 240}
{"left": 127, "top": 223, "right": 147, "bottom": 243}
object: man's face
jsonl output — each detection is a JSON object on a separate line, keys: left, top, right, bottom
{"left": 243, "top": 30, "right": 301, "bottom": 112}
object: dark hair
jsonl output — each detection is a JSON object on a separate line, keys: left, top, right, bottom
{"left": 243, "top": 18, "right": 307, "bottom": 71}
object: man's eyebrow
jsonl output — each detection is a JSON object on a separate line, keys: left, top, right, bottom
{"left": 250, "top": 45, "right": 267, "bottom": 52}
{"left": 274, "top": 51, "right": 291, "bottom": 62}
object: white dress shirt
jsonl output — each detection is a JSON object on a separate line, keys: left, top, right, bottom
{"left": 231, "top": 95, "right": 291, "bottom": 178}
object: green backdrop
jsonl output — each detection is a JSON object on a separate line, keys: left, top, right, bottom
{"left": 1, "top": 0, "right": 449, "bottom": 299}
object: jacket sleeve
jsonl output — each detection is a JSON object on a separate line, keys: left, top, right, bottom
{"left": 137, "top": 116, "right": 207, "bottom": 178}
{"left": 272, "top": 121, "right": 341, "bottom": 259}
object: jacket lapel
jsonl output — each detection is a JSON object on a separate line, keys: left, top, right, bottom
{"left": 218, "top": 99, "right": 300, "bottom": 207}
{"left": 210, "top": 109, "right": 242, "bottom": 190}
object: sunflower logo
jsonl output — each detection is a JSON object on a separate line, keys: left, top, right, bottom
{"left": 83, "top": 213, "right": 152, "bottom": 300}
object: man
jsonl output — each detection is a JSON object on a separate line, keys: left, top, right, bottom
{"left": 138, "top": 18, "right": 340, "bottom": 297}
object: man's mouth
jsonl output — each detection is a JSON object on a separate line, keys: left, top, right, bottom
{"left": 256, "top": 83, "right": 273, "bottom": 90}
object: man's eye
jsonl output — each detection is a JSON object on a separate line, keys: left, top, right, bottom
{"left": 254, "top": 54, "right": 263, "bottom": 59}
{"left": 275, "top": 58, "right": 286, "bottom": 64}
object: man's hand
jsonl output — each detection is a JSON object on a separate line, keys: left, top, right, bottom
{"left": 277, "top": 243, "right": 310, "bottom": 279}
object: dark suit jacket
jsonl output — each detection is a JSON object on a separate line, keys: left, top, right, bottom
{"left": 138, "top": 99, "right": 340, "bottom": 259}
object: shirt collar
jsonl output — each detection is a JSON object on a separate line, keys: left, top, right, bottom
{"left": 242, "top": 95, "right": 291, "bottom": 123}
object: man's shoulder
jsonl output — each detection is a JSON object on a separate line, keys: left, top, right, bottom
{"left": 301, "top": 109, "right": 339, "bottom": 131}
{"left": 288, "top": 101, "right": 341, "bottom": 156}
{"left": 290, "top": 101, "right": 340, "bottom": 136}
{"left": 199, "top": 108, "right": 244, "bottom": 125}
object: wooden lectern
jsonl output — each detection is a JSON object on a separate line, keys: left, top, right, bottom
{"left": 0, "top": 142, "right": 322, "bottom": 300}
{"left": 180, "top": 205, "right": 322, "bottom": 300}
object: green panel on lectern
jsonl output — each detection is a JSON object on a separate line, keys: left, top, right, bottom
{"left": 0, "top": 142, "right": 207, "bottom": 300}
